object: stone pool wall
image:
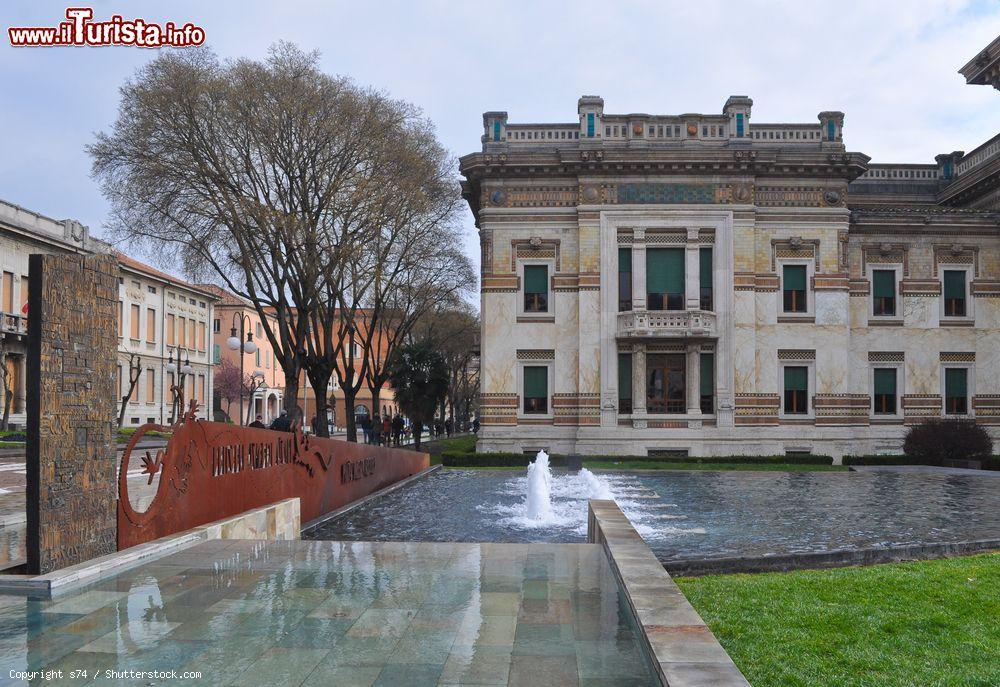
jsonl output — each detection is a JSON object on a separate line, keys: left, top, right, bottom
{"left": 588, "top": 499, "right": 750, "bottom": 687}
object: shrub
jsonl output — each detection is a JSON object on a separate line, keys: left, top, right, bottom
{"left": 842, "top": 454, "right": 941, "bottom": 467}
{"left": 902, "top": 418, "right": 992, "bottom": 463}
{"left": 0, "top": 431, "right": 27, "bottom": 442}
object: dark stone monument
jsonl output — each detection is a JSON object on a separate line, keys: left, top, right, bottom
{"left": 26, "top": 253, "right": 118, "bottom": 574}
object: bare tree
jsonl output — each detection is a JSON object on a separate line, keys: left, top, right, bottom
{"left": 117, "top": 353, "right": 142, "bottom": 428}
{"left": 411, "top": 304, "right": 480, "bottom": 430}
{"left": 89, "top": 44, "right": 423, "bottom": 427}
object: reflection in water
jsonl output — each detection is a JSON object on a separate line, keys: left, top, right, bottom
{"left": 307, "top": 470, "right": 1000, "bottom": 563}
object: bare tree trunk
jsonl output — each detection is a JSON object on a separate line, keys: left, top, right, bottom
{"left": 306, "top": 369, "right": 333, "bottom": 438}
{"left": 343, "top": 388, "right": 358, "bottom": 442}
{"left": 412, "top": 420, "right": 423, "bottom": 451}
{"left": 117, "top": 355, "right": 142, "bottom": 428}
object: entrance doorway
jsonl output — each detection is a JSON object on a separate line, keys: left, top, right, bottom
{"left": 646, "top": 353, "right": 685, "bottom": 413}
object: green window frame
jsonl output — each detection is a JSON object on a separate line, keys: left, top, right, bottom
{"left": 699, "top": 247, "right": 713, "bottom": 311}
{"left": 872, "top": 270, "right": 896, "bottom": 316}
{"left": 944, "top": 368, "right": 968, "bottom": 415}
{"left": 782, "top": 265, "right": 807, "bottom": 313}
{"left": 783, "top": 365, "right": 808, "bottom": 414}
{"left": 618, "top": 353, "right": 632, "bottom": 414}
{"left": 618, "top": 248, "right": 632, "bottom": 312}
{"left": 699, "top": 353, "right": 714, "bottom": 414}
{"left": 523, "top": 366, "right": 548, "bottom": 414}
{"left": 647, "top": 248, "right": 684, "bottom": 311}
{"left": 523, "top": 265, "right": 548, "bottom": 313}
{"left": 943, "top": 270, "right": 966, "bottom": 317}
{"left": 873, "top": 368, "right": 897, "bottom": 414}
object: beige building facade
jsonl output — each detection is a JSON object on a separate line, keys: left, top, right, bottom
{"left": 460, "top": 87, "right": 999, "bottom": 459}
{"left": 0, "top": 198, "right": 216, "bottom": 430}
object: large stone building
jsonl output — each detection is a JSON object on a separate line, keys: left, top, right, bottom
{"left": 460, "top": 58, "right": 999, "bottom": 459}
{"left": 0, "top": 198, "right": 216, "bottom": 430}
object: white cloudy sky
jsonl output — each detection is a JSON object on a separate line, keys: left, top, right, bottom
{"left": 1, "top": 0, "right": 997, "bottom": 280}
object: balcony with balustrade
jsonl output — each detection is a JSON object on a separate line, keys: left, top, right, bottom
{"left": 617, "top": 309, "right": 716, "bottom": 339}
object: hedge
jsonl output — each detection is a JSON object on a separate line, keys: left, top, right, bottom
{"left": 0, "top": 431, "right": 27, "bottom": 442}
{"left": 440, "top": 451, "right": 834, "bottom": 467}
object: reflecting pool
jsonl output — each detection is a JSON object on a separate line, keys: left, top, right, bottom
{"left": 0, "top": 538, "right": 658, "bottom": 686}
{"left": 306, "top": 469, "right": 1000, "bottom": 564}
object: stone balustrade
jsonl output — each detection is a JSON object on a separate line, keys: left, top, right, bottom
{"left": 617, "top": 309, "right": 716, "bottom": 339}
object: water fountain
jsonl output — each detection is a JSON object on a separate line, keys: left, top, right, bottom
{"left": 524, "top": 450, "right": 555, "bottom": 521}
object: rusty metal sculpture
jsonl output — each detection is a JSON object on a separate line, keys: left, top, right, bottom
{"left": 117, "top": 401, "right": 429, "bottom": 549}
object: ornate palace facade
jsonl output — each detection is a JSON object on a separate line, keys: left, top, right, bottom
{"left": 461, "top": 68, "right": 999, "bottom": 458}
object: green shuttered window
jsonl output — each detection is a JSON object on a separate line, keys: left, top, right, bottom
{"left": 944, "top": 368, "right": 968, "bottom": 414}
{"left": 783, "top": 264, "right": 806, "bottom": 290}
{"left": 523, "top": 366, "right": 548, "bottom": 414}
{"left": 783, "top": 265, "right": 807, "bottom": 313}
{"left": 618, "top": 353, "right": 632, "bottom": 413}
{"left": 783, "top": 365, "right": 808, "bottom": 414}
{"left": 873, "top": 368, "right": 896, "bottom": 395}
{"left": 872, "top": 270, "right": 895, "bottom": 298}
{"left": 943, "top": 270, "right": 967, "bottom": 317}
{"left": 784, "top": 366, "right": 807, "bottom": 391}
{"left": 618, "top": 248, "right": 632, "bottom": 311}
{"left": 699, "top": 248, "right": 713, "bottom": 310}
{"left": 873, "top": 368, "right": 897, "bottom": 414}
{"left": 699, "top": 353, "right": 714, "bottom": 414}
{"left": 523, "top": 265, "right": 548, "bottom": 313}
{"left": 647, "top": 248, "right": 684, "bottom": 310}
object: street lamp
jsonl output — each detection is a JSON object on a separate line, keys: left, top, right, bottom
{"left": 228, "top": 312, "right": 258, "bottom": 426}
{"left": 166, "top": 347, "right": 192, "bottom": 422}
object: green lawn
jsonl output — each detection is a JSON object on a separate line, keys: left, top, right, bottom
{"left": 675, "top": 554, "right": 1000, "bottom": 687}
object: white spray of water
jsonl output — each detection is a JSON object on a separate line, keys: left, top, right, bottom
{"left": 577, "top": 468, "right": 613, "bottom": 500}
{"left": 524, "top": 450, "right": 554, "bottom": 521}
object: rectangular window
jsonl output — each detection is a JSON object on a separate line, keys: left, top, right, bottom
{"left": 213, "top": 318, "right": 220, "bottom": 333}
{"left": 647, "top": 353, "right": 686, "bottom": 414}
{"left": 146, "top": 308, "right": 156, "bottom": 342}
{"left": 699, "top": 247, "right": 713, "bottom": 311}
{"left": 187, "top": 319, "right": 196, "bottom": 349}
{"left": 523, "top": 366, "right": 548, "bottom": 414}
{"left": 256, "top": 349, "right": 261, "bottom": 367}
{"left": 782, "top": 265, "right": 807, "bottom": 313}
{"left": 783, "top": 366, "right": 808, "bottom": 414}
{"left": 197, "top": 374, "right": 205, "bottom": 404}
{"left": 146, "top": 368, "right": 155, "bottom": 404}
{"left": 523, "top": 265, "right": 549, "bottom": 313}
{"left": 256, "top": 322, "right": 263, "bottom": 337}
{"left": 118, "top": 301, "right": 123, "bottom": 337}
{"left": 587, "top": 112, "right": 595, "bottom": 138}
{"left": 197, "top": 322, "right": 206, "bottom": 351}
{"left": 700, "top": 353, "right": 714, "bottom": 414}
{"left": 213, "top": 344, "right": 221, "bottom": 364}
{"left": 943, "top": 270, "right": 966, "bottom": 317}
{"left": 618, "top": 353, "right": 632, "bottom": 414}
{"left": 736, "top": 113, "right": 744, "bottom": 137}
{"left": 618, "top": 248, "right": 632, "bottom": 312}
{"left": 129, "top": 304, "right": 140, "bottom": 339}
{"left": 1, "top": 272, "right": 12, "bottom": 313}
{"left": 873, "top": 368, "right": 897, "bottom": 414}
{"left": 166, "top": 314, "right": 175, "bottom": 345}
{"left": 646, "top": 248, "right": 684, "bottom": 311}
{"left": 872, "top": 270, "right": 896, "bottom": 316}
{"left": 178, "top": 317, "right": 186, "bottom": 348}
{"left": 944, "top": 368, "right": 968, "bottom": 414}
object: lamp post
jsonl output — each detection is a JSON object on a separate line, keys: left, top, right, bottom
{"left": 165, "top": 347, "right": 193, "bottom": 423}
{"left": 226, "top": 312, "right": 257, "bottom": 426}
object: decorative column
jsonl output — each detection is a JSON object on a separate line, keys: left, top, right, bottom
{"left": 632, "top": 229, "right": 646, "bottom": 311}
{"left": 686, "top": 343, "right": 701, "bottom": 423}
{"left": 632, "top": 343, "right": 647, "bottom": 429}
{"left": 685, "top": 228, "right": 701, "bottom": 310}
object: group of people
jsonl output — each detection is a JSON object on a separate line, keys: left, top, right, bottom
{"left": 359, "top": 413, "right": 407, "bottom": 446}
{"left": 248, "top": 410, "right": 291, "bottom": 431}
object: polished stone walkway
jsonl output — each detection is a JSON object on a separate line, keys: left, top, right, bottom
{"left": 0, "top": 539, "right": 659, "bottom": 686}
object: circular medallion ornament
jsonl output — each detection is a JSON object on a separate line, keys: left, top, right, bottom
{"left": 823, "top": 190, "right": 841, "bottom": 205}
{"left": 489, "top": 190, "right": 506, "bottom": 206}
{"left": 582, "top": 186, "right": 600, "bottom": 203}
{"left": 733, "top": 185, "right": 752, "bottom": 203}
